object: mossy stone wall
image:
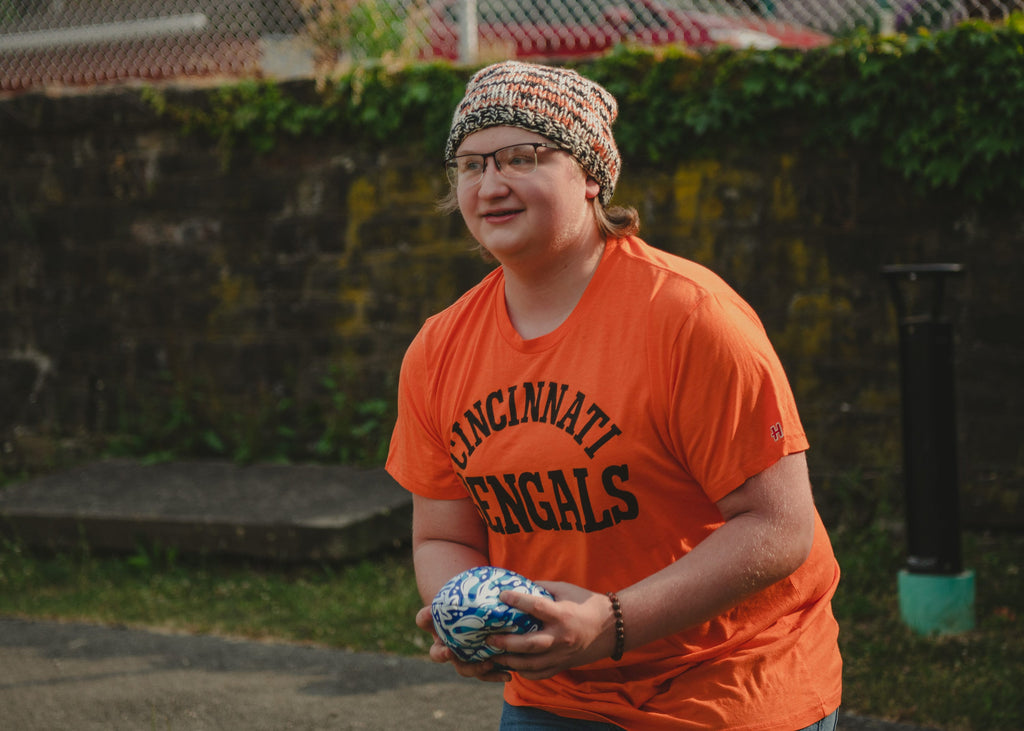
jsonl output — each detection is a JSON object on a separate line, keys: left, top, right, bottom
{"left": 1, "top": 83, "right": 1020, "bottom": 527}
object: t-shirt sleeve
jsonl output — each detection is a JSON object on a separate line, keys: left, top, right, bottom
{"left": 385, "top": 330, "right": 467, "bottom": 500}
{"left": 663, "top": 292, "right": 808, "bottom": 503}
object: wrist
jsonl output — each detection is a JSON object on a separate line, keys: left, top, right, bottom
{"left": 606, "top": 592, "right": 626, "bottom": 661}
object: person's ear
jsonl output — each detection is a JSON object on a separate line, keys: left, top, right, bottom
{"left": 585, "top": 176, "right": 601, "bottom": 200}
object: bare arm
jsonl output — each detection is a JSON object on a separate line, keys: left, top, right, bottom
{"left": 409, "top": 493, "right": 489, "bottom": 602}
{"left": 411, "top": 493, "right": 490, "bottom": 602}
{"left": 614, "top": 450, "right": 817, "bottom": 648}
{"left": 493, "top": 451, "right": 818, "bottom": 678}
{"left": 411, "top": 493, "right": 518, "bottom": 681}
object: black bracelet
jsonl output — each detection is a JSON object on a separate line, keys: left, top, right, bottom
{"left": 607, "top": 592, "right": 625, "bottom": 661}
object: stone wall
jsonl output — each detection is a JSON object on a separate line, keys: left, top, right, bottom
{"left": 1, "top": 83, "right": 1021, "bottom": 527}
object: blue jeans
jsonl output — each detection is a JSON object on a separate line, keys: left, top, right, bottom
{"left": 499, "top": 702, "right": 839, "bottom": 730}
{"left": 499, "top": 703, "right": 624, "bottom": 730}
{"left": 800, "top": 708, "right": 839, "bottom": 731}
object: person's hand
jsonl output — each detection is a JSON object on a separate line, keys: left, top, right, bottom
{"left": 485, "top": 581, "right": 616, "bottom": 680}
{"left": 414, "top": 605, "right": 512, "bottom": 683}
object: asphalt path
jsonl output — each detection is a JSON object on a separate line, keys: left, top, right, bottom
{"left": 0, "top": 617, "right": 504, "bottom": 730}
{"left": 0, "top": 617, "right": 942, "bottom": 731}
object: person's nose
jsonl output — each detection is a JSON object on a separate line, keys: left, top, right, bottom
{"left": 476, "top": 157, "right": 509, "bottom": 196}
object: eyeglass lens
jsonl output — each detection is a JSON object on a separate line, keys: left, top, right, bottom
{"left": 446, "top": 143, "right": 546, "bottom": 186}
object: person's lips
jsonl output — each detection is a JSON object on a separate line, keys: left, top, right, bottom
{"left": 481, "top": 208, "right": 522, "bottom": 223}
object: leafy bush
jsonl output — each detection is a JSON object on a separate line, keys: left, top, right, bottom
{"left": 145, "top": 15, "right": 1024, "bottom": 205}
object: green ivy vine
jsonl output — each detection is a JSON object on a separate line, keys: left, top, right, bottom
{"left": 142, "top": 13, "right": 1024, "bottom": 202}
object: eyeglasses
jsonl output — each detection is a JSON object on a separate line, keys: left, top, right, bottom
{"left": 445, "top": 143, "right": 555, "bottom": 187}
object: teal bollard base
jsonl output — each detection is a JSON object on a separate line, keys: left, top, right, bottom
{"left": 898, "top": 569, "right": 976, "bottom": 635}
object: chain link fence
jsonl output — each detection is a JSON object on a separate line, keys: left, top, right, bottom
{"left": 1, "top": 0, "right": 1017, "bottom": 92}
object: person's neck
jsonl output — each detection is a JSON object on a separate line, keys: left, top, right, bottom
{"left": 502, "top": 235, "right": 607, "bottom": 340}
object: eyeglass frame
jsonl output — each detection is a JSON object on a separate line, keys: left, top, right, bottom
{"left": 444, "top": 142, "right": 558, "bottom": 187}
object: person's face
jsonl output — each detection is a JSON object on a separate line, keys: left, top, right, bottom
{"left": 454, "top": 126, "right": 601, "bottom": 266}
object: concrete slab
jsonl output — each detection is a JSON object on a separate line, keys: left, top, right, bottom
{"left": 0, "top": 459, "right": 412, "bottom": 562}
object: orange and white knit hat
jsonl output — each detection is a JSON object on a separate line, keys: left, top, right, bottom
{"left": 445, "top": 61, "right": 621, "bottom": 205}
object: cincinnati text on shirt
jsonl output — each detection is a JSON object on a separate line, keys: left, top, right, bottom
{"left": 448, "top": 381, "right": 624, "bottom": 470}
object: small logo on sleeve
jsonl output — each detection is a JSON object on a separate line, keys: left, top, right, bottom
{"left": 770, "top": 423, "right": 784, "bottom": 442}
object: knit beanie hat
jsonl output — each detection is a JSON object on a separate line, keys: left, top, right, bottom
{"left": 445, "top": 61, "right": 621, "bottom": 205}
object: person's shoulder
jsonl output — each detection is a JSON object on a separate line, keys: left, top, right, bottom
{"left": 612, "top": 236, "right": 734, "bottom": 302}
{"left": 417, "top": 265, "right": 503, "bottom": 339}
{"left": 610, "top": 236, "right": 766, "bottom": 335}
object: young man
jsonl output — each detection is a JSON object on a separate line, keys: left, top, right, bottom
{"left": 386, "top": 61, "right": 842, "bottom": 730}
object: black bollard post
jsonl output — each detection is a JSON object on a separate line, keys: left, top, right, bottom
{"left": 882, "top": 263, "right": 974, "bottom": 634}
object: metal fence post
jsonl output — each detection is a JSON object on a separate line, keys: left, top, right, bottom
{"left": 882, "top": 263, "right": 975, "bottom": 635}
{"left": 457, "top": 0, "right": 478, "bottom": 64}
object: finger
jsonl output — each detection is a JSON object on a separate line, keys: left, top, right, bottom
{"left": 452, "top": 657, "right": 511, "bottom": 683}
{"left": 428, "top": 641, "right": 453, "bottom": 664}
{"left": 477, "top": 667, "right": 513, "bottom": 683}
{"left": 510, "top": 665, "right": 561, "bottom": 681}
{"left": 500, "top": 590, "right": 556, "bottom": 621}
{"left": 415, "top": 605, "right": 436, "bottom": 632}
{"left": 489, "top": 628, "right": 553, "bottom": 656}
{"left": 491, "top": 651, "right": 561, "bottom": 681}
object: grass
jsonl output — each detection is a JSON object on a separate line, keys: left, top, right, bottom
{"left": 0, "top": 525, "right": 1021, "bottom": 730}
{"left": 829, "top": 526, "right": 1023, "bottom": 731}
{"left": 0, "top": 540, "right": 427, "bottom": 655}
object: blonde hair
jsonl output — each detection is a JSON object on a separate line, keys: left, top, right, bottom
{"left": 591, "top": 198, "right": 641, "bottom": 239}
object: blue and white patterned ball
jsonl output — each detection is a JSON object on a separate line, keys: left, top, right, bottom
{"left": 430, "top": 566, "right": 553, "bottom": 663}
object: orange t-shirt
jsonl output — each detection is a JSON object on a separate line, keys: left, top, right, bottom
{"left": 386, "top": 236, "right": 841, "bottom": 730}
